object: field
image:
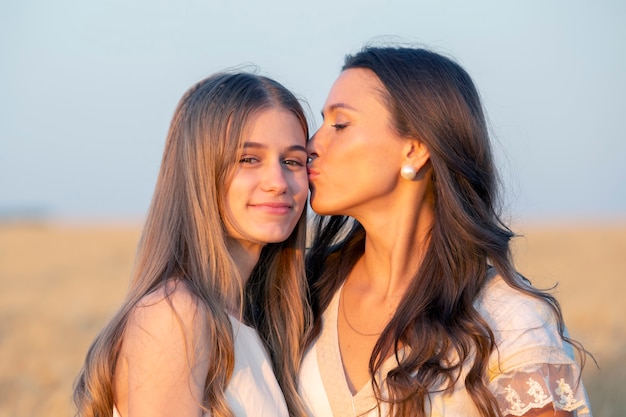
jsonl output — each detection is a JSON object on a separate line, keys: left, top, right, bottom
{"left": 0, "top": 221, "right": 624, "bottom": 416}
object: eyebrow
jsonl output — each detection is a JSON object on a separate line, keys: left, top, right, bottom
{"left": 321, "top": 102, "right": 358, "bottom": 118}
{"left": 242, "top": 142, "right": 307, "bottom": 153}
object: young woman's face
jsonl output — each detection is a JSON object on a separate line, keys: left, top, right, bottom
{"left": 307, "top": 68, "right": 406, "bottom": 217}
{"left": 224, "top": 108, "right": 308, "bottom": 248}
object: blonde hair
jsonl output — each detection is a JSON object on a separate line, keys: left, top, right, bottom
{"left": 73, "top": 72, "right": 311, "bottom": 417}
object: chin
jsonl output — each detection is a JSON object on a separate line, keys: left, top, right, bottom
{"left": 256, "top": 230, "right": 293, "bottom": 244}
{"left": 309, "top": 202, "right": 335, "bottom": 217}
{"left": 309, "top": 197, "right": 324, "bottom": 215}
{"left": 261, "top": 237, "right": 290, "bottom": 245}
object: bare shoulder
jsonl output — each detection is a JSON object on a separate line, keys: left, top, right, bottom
{"left": 115, "top": 281, "right": 213, "bottom": 415}
{"left": 126, "top": 279, "right": 210, "bottom": 350}
{"left": 136, "top": 278, "right": 202, "bottom": 315}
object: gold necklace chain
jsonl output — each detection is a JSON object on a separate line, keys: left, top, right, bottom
{"left": 340, "top": 285, "right": 384, "bottom": 337}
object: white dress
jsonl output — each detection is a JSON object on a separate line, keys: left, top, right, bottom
{"left": 114, "top": 314, "right": 289, "bottom": 417}
{"left": 299, "top": 274, "right": 592, "bottom": 417}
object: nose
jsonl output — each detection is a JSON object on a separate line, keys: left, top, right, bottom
{"left": 261, "top": 161, "right": 288, "bottom": 194}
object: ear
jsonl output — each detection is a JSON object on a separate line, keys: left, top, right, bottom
{"left": 402, "top": 139, "right": 430, "bottom": 173}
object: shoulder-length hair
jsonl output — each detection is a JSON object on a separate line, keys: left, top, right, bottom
{"left": 306, "top": 46, "right": 588, "bottom": 417}
{"left": 74, "top": 72, "right": 311, "bottom": 417}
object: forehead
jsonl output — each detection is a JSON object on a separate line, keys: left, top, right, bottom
{"left": 244, "top": 107, "right": 307, "bottom": 147}
{"left": 324, "top": 68, "right": 387, "bottom": 111}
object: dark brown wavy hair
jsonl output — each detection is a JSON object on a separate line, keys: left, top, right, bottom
{"left": 306, "top": 46, "right": 589, "bottom": 417}
{"left": 73, "top": 72, "right": 312, "bottom": 417}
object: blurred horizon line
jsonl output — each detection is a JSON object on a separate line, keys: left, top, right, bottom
{"left": 1, "top": 205, "right": 624, "bottom": 229}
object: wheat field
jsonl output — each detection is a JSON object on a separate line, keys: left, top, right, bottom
{"left": 0, "top": 221, "right": 624, "bottom": 416}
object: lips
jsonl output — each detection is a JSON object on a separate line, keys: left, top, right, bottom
{"left": 307, "top": 167, "right": 319, "bottom": 181}
{"left": 250, "top": 201, "right": 292, "bottom": 215}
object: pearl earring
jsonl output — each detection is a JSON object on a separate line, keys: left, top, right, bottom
{"left": 400, "top": 164, "right": 417, "bottom": 180}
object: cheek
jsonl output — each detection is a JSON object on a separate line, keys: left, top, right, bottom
{"left": 292, "top": 172, "right": 309, "bottom": 204}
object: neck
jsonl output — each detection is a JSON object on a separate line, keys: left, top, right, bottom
{"left": 226, "top": 238, "right": 263, "bottom": 312}
{"left": 350, "top": 193, "right": 434, "bottom": 297}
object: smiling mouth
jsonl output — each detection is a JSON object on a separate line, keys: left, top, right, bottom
{"left": 250, "top": 202, "right": 292, "bottom": 215}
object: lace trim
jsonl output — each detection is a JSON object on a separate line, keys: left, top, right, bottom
{"left": 490, "top": 363, "right": 591, "bottom": 416}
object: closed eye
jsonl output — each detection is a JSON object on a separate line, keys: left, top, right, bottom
{"left": 331, "top": 123, "right": 349, "bottom": 131}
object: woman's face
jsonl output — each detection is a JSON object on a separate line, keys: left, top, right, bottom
{"left": 224, "top": 108, "right": 308, "bottom": 249}
{"left": 307, "top": 68, "right": 406, "bottom": 217}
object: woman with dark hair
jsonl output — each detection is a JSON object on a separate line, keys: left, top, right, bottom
{"left": 74, "top": 71, "right": 311, "bottom": 417}
{"left": 301, "top": 46, "right": 592, "bottom": 417}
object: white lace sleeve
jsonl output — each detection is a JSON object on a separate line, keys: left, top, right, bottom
{"left": 477, "top": 274, "right": 593, "bottom": 416}
{"left": 489, "top": 362, "right": 591, "bottom": 416}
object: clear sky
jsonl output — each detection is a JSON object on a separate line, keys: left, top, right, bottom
{"left": 1, "top": 0, "right": 625, "bottom": 224}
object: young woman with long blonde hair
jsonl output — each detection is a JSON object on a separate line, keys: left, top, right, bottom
{"left": 74, "top": 71, "right": 311, "bottom": 417}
